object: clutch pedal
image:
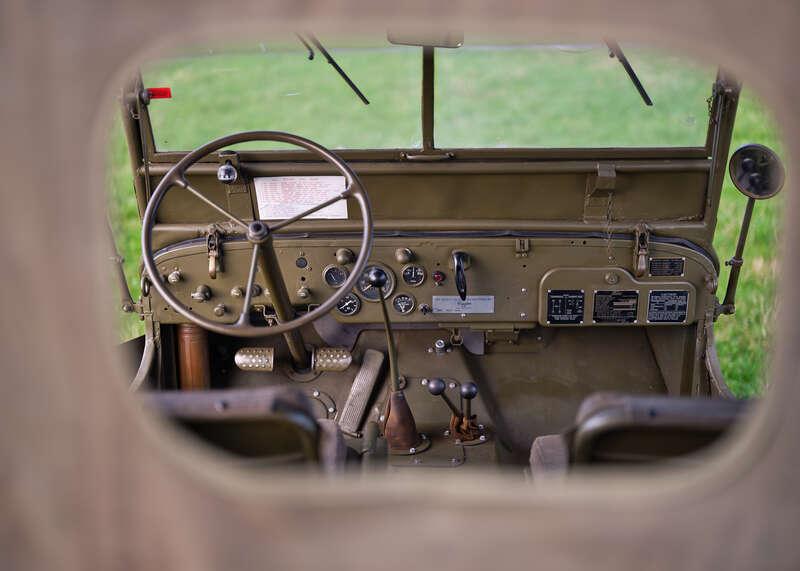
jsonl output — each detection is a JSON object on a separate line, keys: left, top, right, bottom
{"left": 338, "top": 349, "right": 384, "bottom": 436}
{"left": 234, "top": 347, "right": 275, "bottom": 371}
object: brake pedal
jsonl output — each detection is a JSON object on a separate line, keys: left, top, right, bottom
{"left": 338, "top": 349, "right": 384, "bottom": 436}
{"left": 312, "top": 347, "right": 353, "bottom": 373}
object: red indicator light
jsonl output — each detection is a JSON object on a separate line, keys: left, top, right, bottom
{"left": 432, "top": 270, "right": 446, "bottom": 284}
{"left": 146, "top": 87, "right": 172, "bottom": 99}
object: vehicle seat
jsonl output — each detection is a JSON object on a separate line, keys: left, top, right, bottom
{"left": 142, "top": 386, "right": 347, "bottom": 472}
{"left": 529, "top": 392, "right": 750, "bottom": 477}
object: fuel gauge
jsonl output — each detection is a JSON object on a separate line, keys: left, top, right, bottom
{"left": 392, "top": 293, "right": 416, "bottom": 315}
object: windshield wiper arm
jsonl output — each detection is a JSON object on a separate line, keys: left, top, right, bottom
{"left": 302, "top": 33, "right": 370, "bottom": 105}
{"left": 604, "top": 39, "right": 653, "bottom": 106}
{"left": 295, "top": 33, "right": 315, "bottom": 60}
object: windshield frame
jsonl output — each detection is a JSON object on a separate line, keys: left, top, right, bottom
{"left": 131, "top": 47, "right": 722, "bottom": 164}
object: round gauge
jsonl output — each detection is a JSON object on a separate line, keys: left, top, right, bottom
{"left": 322, "top": 264, "right": 349, "bottom": 288}
{"left": 402, "top": 264, "right": 426, "bottom": 287}
{"left": 336, "top": 293, "right": 361, "bottom": 316}
{"left": 356, "top": 264, "right": 395, "bottom": 301}
{"left": 392, "top": 293, "right": 416, "bottom": 315}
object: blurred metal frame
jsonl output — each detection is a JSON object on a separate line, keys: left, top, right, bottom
{"left": 1, "top": 1, "right": 798, "bottom": 570}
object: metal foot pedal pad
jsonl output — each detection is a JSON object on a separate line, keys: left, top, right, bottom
{"left": 312, "top": 347, "right": 353, "bottom": 373}
{"left": 338, "top": 349, "right": 384, "bottom": 436}
{"left": 234, "top": 347, "right": 275, "bottom": 371}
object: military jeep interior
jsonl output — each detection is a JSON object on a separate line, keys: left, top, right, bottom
{"left": 111, "top": 33, "right": 784, "bottom": 476}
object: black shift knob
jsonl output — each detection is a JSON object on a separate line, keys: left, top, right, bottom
{"left": 427, "top": 378, "right": 446, "bottom": 396}
{"left": 460, "top": 382, "right": 478, "bottom": 400}
{"left": 366, "top": 267, "right": 388, "bottom": 288}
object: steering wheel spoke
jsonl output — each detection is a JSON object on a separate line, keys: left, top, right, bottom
{"left": 269, "top": 193, "right": 347, "bottom": 232}
{"left": 236, "top": 244, "right": 261, "bottom": 326}
{"left": 176, "top": 178, "right": 249, "bottom": 231}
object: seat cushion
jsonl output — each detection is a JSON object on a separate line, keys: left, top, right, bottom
{"left": 529, "top": 434, "right": 569, "bottom": 478}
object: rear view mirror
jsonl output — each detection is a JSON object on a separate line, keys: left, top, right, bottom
{"left": 719, "top": 143, "right": 786, "bottom": 316}
{"left": 728, "top": 143, "right": 785, "bottom": 200}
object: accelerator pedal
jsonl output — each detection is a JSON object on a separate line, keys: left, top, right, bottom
{"left": 338, "top": 349, "right": 384, "bottom": 436}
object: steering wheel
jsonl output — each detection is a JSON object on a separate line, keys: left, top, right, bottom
{"left": 141, "top": 131, "right": 373, "bottom": 338}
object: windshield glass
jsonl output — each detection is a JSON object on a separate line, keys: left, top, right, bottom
{"left": 143, "top": 40, "right": 715, "bottom": 151}
{"left": 435, "top": 43, "right": 714, "bottom": 149}
{"left": 143, "top": 40, "right": 422, "bottom": 150}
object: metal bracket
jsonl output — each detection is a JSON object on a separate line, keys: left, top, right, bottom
{"left": 633, "top": 222, "right": 650, "bottom": 278}
{"left": 486, "top": 329, "right": 521, "bottom": 345}
{"left": 514, "top": 238, "right": 531, "bottom": 258}
{"left": 584, "top": 163, "right": 616, "bottom": 221}
{"left": 206, "top": 230, "right": 223, "bottom": 279}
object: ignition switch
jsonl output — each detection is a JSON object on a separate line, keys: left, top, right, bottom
{"left": 191, "top": 285, "right": 212, "bottom": 302}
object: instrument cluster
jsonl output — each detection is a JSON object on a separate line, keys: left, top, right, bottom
{"left": 329, "top": 258, "right": 428, "bottom": 317}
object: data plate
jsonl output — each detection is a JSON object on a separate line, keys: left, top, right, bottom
{"left": 647, "top": 290, "right": 689, "bottom": 323}
{"left": 593, "top": 290, "right": 639, "bottom": 324}
{"left": 432, "top": 295, "right": 495, "bottom": 314}
{"left": 547, "top": 290, "right": 585, "bottom": 324}
{"left": 649, "top": 257, "right": 685, "bottom": 277}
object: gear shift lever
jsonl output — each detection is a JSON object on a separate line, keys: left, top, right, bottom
{"left": 427, "top": 378, "right": 461, "bottom": 417}
{"left": 367, "top": 268, "right": 425, "bottom": 454}
{"left": 428, "top": 378, "right": 483, "bottom": 443}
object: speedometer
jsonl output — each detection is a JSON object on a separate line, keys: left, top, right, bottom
{"left": 356, "top": 264, "right": 395, "bottom": 301}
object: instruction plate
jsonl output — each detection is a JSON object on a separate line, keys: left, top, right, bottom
{"left": 649, "top": 257, "right": 685, "bottom": 277}
{"left": 647, "top": 290, "right": 689, "bottom": 323}
{"left": 432, "top": 295, "right": 495, "bottom": 314}
{"left": 547, "top": 290, "right": 585, "bottom": 324}
{"left": 593, "top": 290, "right": 639, "bottom": 323}
{"left": 254, "top": 176, "right": 348, "bottom": 220}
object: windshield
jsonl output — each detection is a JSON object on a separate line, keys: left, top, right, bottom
{"left": 435, "top": 44, "right": 714, "bottom": 148}
{"left": 142, "top": 40, "right": 715, "bottom": 151}
{"left": 143, "top": 41, "right": 422, "bottom": 150}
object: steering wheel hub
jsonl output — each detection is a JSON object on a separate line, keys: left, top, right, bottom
{"left": 246, "top": 220, "right": 270, "bottom": 243}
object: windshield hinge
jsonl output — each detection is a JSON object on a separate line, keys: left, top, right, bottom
{"left": 632, "top": 222, "right": 650, "bottom": 278}
{"left": 400, "top": 151, "right": 454, "bottom": 162}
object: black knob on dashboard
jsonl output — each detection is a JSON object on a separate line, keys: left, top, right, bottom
{"left": 427, "top": 378, "right": 446, "bottom": 396}
{"left": 460, "top": 382, "right": 478, "bottom": 400}
{"left": 366, "top": 267, "right": 388, "bottom": 288}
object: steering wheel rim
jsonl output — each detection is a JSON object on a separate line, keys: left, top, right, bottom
{"left": 141, "top": 131, "right": 373, "bottom": 338}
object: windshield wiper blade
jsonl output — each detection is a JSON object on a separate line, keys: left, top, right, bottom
{"left": 302, "top": 33, "right": 369, "bottom": 105}
{"left": 604, "top": 39, "right": 653, "bottom": 106}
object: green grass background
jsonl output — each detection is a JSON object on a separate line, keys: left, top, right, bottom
{"left": 107, "top": 45, "right": 783, "bottom": 398}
